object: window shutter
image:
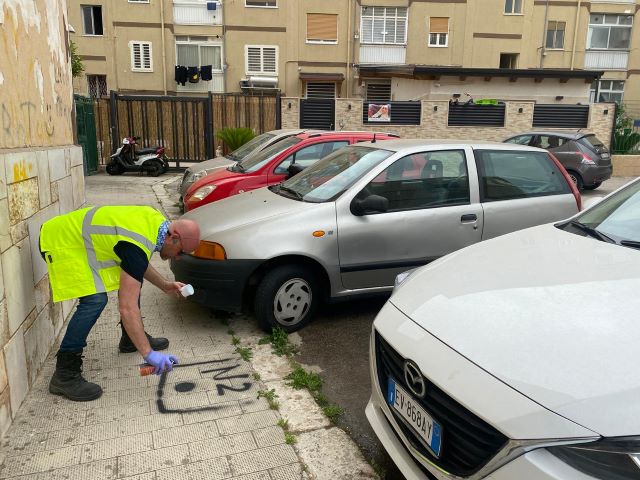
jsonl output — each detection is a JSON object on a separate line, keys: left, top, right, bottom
{"left": 132, "top": 43, "right": 142, "bottom": 69}
{"left": 262, "top": 47, "right": 277, "bottom": 72}
{"left": 430, "top": 17, "right": 449, "bottom": 34}
{"left": 307, "top": 13, "right": 338, "bottom": 41}
{"left": 247, "top": 47, "right": 262, "bottom": 72}
{"left": 142, "top": 43, "right": 151, "bottom": 69}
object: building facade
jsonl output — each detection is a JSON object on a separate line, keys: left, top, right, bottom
{"left": 0, "top": 0, "right": 84, "bottom": 435}
{"left": 68, "top": 0, "right": 639, "bottom": 114}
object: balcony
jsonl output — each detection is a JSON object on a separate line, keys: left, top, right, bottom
{"left": 173, "top": 1, "right": 222, "bottom": 25}
{"left": 359, "top": 45, "right": 406, "bottom": 64}
{"left": 176, "top": 73, "right": 224, "bottom": 93}
{"left": 584, "top": 50, "right": 629, "bottom": 70}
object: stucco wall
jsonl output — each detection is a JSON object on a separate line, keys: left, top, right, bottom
{"left": 0, "top": 0, "right": 83, "bottom": 435}
{"left": 612, "top": 155, "right": 640, "bottom": 177}
{"left": 281, "top": 98, "right": 616, "bottom": 148}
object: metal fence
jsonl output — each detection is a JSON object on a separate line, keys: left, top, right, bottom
{"left": 447, "top": 103, "right": 506, "bottom": 127}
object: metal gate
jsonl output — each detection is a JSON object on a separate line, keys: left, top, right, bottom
{"left": 74, "top": 95, "right": 99, "bottom": 175}
{"left": 300, "top": 98, "right": 335, "bottom": 130}
{"left": 533, "top": 105, "right": 589, "bottom": 128}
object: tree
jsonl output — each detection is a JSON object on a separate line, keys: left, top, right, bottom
{"left": 70, "top": 40, "right": 84, "bottom": 78}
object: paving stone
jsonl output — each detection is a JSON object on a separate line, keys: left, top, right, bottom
{"left": 216, "top": 411, "right": 280, "bottom": 436}
{"left": 121, "top": 473, "right": 157, "bottom": 480}
{"left": 269, "top": 463, "right": 309, "bottom": 480}
{"left": 79, "top": 432, "right": 153, "bottom": 463}
{"left": 45, "top": 422, "right": 121, "bottom": 449}
{"left": 228, "top": 445, "right": 299, "bottom": 476}
{"left": 252, "top": 426, "right": 285, "bottom": 448}
{"left": 181, "top": 401, "right": 242, "bottom": 425}
{"left": 0, "top": 444, "right": 82, "bottom": 476}
{"left": 239, "top": 397, "right": 271, "bottom": 414}
{"left": 188, "top": 431, "right": 256, "bottom": 462}
{"left": 116, "top": 413, "right": 183, "bottom": 436}
{"left": 152, "top": 420, "right": 219, "bottom": 448}
{"left": 4, "top": 459, "right": 118, "bottom": 480}
{"left": 154, "top": 456, "right": 231, "bottom": 480}
{"left": 1, "top": 431, "right": 48, "bottom": 456}
{"left": 117, "top": 444, "right": 190, "bottom": 477}
{"left": 11, "top": 409, "right": 86, "bottom": 433}
{"left": 85, "top": 401, "right": 150, "bottom": 425}
{"left": 230, "top": 472, "right": 270, "bottom": 480}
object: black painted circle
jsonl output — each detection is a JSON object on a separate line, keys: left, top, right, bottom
{"left": 174, "top": 382, "right": 196, "bottom": 393}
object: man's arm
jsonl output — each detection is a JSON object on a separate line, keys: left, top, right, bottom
{"left": 118, "top": 270, "right": 152, "bottom": 357}
{"left": 143, "top": 263, "right": 185, "bottom": 296}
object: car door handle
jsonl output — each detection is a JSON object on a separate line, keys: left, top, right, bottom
{"left": 461, "top": 214, "right": 477, "bottom": 222}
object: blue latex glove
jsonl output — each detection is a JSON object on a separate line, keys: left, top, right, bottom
{"left": 144, "top": 350, "right": 178, "bottom": 375}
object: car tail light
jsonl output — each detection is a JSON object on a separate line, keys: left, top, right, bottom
{"left": 580, "top": 153, "right": 595, "bottom": 165}
{"left": 548, "top": 153, "right": 582, "bottom": 211}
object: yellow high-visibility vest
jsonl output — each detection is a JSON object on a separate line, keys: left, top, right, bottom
{"left": 40, "top": 206, "right": 166, "bottom": 302}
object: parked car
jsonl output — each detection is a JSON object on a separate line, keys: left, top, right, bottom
{"left": 178, "top": 128, "right": 308, "bottom": 204}
{"left": 172, "top": 140, "right": 580, "bottom": 332}
{"left": 183, "top": 131, "right": 399, "bottom": 211}
{"left": 504, "top": 131, "right": 612, "bottom": 190}
{"left": 366, "top": 177, "right": 640, "bottom": 480}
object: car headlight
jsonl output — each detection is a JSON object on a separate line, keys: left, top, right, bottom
{"left": 189, "top": 185, "right": 217, "bottom": 202}
{"left": 394, "top": 268, "right": 418, "bottom": 290}
{"left": 191, "top": 171, "right": 206, "bottom": 182}
{"left": 548, "top": 437, "right": 640, "bottom": 479}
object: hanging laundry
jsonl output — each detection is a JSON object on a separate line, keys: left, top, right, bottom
{"left": 175, "top": 65, "right": 188, "bottom": 86}
{"left": 200, "top": 65, "right": 213, "bottom": 81}
{"left": 187, "top": 66, "right": 199, "bottom": 83}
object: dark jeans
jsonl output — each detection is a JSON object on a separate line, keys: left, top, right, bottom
{"left": 59, "top": 293, "right": 109, "bottom": 352}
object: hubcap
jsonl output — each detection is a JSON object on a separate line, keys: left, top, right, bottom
{"left": 569, "top": 173, "right": 578, "bottom": 186}
{"left": 273, "top": 277, "right": 312, "bottom": 326}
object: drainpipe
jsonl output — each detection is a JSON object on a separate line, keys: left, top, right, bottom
{"left": 160, "top": 0, "right": 167, "bottom": 94}
{"left": 540, "top": 0, "right": 550, "bottom": 68}
{"left": 346, "top": 0, "right": 352, "bottom": 97}
{"left": 570, "top": 0, "right": 582, "bottom": 70}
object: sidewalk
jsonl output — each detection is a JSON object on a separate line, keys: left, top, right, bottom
{"left": 0, "top": 173, "right": 377, "bottom": 480}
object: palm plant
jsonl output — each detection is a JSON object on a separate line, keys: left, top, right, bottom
{"left": 216, "top": 127, "right": 255, "bottom": 152}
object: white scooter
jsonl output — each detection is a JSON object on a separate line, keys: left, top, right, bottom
{"left": 106, "top": 137, "right": 169, "bottom": 177}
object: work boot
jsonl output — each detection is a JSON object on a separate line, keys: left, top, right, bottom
{"left": 49, "top": 351, "right": 103, "bottom": 401}
{"left": 119, "top": 322, "right": 169, "bottom": 353}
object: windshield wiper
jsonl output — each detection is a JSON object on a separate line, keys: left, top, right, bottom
{"left": 230, "top": 162, "right": 245, "bottom": 173}
{"left": 566, "top": 220, "right": 615, "bottom": 243}
{"left": 620, "top": 240, "right": 640, "bottom": 250}
{"left": 277, "top": 185, "right": 303, "bottom": 201}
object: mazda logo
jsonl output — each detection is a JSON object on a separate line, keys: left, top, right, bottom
{"left": 404, "top": 360, "right": 425, "bottom": 398}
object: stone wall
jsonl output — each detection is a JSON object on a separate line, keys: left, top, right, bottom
{"left": 281, "top": 98, "right": 616, "bottom": 148}
{"left": 0, "top": 0, "right": 81, "bottom": 435}
{"left": 612, "top": 155, "right": 640, "bottom": 177}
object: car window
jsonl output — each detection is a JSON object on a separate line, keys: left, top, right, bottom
{"left": 230, "top": 132, "right": 275, "bottom": 160}
{"left": 242, "top": 137, "right": 302, "bottom": 173}
{"left": 505, "top": 135, "right": 533, "bottom": 145}
{"left": 580, "top": 134, "right": 606, "bottom": 151}
{"left": 364, "top": 150, "right": 470, "bottom": 212}
{"left": 535, "top": 135, "right": 567, "bottom": 149}
{"left": 274, "top": 141, "right": 349, "bottom": 174}
{"left": 475, "top": 149, "right": 571, "bottom": 201}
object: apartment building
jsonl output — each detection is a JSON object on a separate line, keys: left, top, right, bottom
{"left": 68, "top": 0, "right": 639, "bottom": 113}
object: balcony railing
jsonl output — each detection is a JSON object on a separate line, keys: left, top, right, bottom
{"left": 584, "top": 50, "right": 629, "bottom": 70}
{"left": 176, "top": 74, "right": 224, "bottom": 93}
{"left": 173, "top": 1, "right": 222, "bottom": 25}
{"left": 359, "top": 45, "right": 406, "bottom": 64}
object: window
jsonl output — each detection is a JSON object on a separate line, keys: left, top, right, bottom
{"left": 306, "top": 82, "right": 336, "bottom": 98}
{"left": 505, "top": 135, "right": 533, "bottom": 146}
{"left": 532, "top": 135, "right": 568, "bottom": 150}
{"left": 81, "top": 5, "right": 103, "bottom": 35}
{"left": 365, "top": 150, "right": 469, "bottom": 211}
{"left": 546, "top": 21, "right": 565, "bottom": 49}
{"left": 274, "top": 141, "right": 349, "bottom": 174}
{"left": 587, "top": 14, "right": 633, "bottom": 50}
{"left": 590, "top": 80, "right": 625, "bottom": 103}
{"left": 475, "top": 150, "right": 570, "bottom": 202}
{"left": 428, "top": 17, "right": 449, "bottom": 47}
{"left": 360, "top": 6, "right": 407, "bottom": 45}
{"left": 130, "top": 41, "right": 153, "bottom": 71}
{"left": 366, "top": 81, "right": 391, "bottom": 102}
{"left": 246, "top": 0, "right": 276, "bottom": 7}
{"left": 176, "top": 41, "right": 222, "bottom": 70}
{"left": 87, "top": 75, "right": 107, "bottom": 98}
{"left": 504, "top": 0, "right": 522, "bottom": 14}
{"left": 307, "top": 13, "right": 338, "bottom": 43}
{"left": 246, "top": 46, "right": 278, "bottom": 75}
{"left": 499, "top": 53, "right": 518, "bottom": 69}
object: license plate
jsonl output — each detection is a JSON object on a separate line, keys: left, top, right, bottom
{"left": 387, "top": 378, "right": 443, "bottom": 457}
{"left": 601, "top": 152, "right": 610, "bottom": 159}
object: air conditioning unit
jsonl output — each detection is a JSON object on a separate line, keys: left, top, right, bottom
{"left": 240, "top": 76, "right": 279, "bottom": 90}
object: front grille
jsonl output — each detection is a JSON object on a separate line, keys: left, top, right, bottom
{"left": 375, "top": 332, "right": 508, "bottom": 477}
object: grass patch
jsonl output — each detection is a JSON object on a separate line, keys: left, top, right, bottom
{"left": 284, "top": 432, "right": 297, "bottom": 445}
{"left": 236, "top": 346, "right": 252, "bottom": 362}
{"left": 277, "top": 418, "right": 289, "bottom": 430}
{"left": 231, "top": 335, "right": 241, "bottom": 346}
{"left": 227, "top": 328, "right": 235, "bottom": 336}
{"left": 259, "top": 327, "right": 299, "bottom": 357}
{"left": 285, "top": 365, "right": 322, "bottom": 393}
{"left": 322, "top": 404, "right": 345, "bottom": 422}
{"left": 257, "top": 389, "right": 279, "bottom": 410}
{"left": 252, "top": 372, "right": 261, "bottom": 381}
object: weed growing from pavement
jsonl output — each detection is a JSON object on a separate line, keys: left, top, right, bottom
{"left": 284, "top": 432, "right": 297, "bottom": 445}
{"left": 236, "top": 346, "right": 253, "bottom": 361}
{"left": 252, "top": 372, "right": 261, "bottom": 381}
{"left": 259, "top": 327, "right": 299, "bottom": 357}
{"left": 277, "top": 417, "right": 289, "bottom": 430}
{"left": 285, "top": 365, "right": 322, "bottom": 392}
{"left": 370, "top": 459, "right": 386, "bottom": 478}
{"left": 227, "top": 328, "right": 235, "bottom": 336}
{"left": 257, "top": 389, "right": 280, "bottom": 410}
{"left": 322, "top": 404, "right": 345, "bottom": 422}
{"left": 231, "top": 335, "right": 241, "bottom": 346}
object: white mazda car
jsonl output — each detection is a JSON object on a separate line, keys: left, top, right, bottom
{"left": 367, "top": 177, "right": 640, "bottom": 479}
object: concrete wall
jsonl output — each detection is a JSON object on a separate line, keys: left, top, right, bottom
{"left": 0, "top": 0, "right": 83, "bottom": 435}
{"left": 612, "top": 155, "right": 640, "bottom": 177}
{"left": 281, "top": 99, "right": 616, "bottom": 147}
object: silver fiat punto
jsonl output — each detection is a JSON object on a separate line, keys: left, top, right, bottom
{"left": 172, "top": 139, "right": 580, "bottom": 332}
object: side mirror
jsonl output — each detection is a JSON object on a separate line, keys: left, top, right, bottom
{"left": 351, "top": 194, "right": 389, "bottom": 216}
{"left": 286, "top": 163, "right": 305, "bottom": 179}
{"left": 582, "top": 196, "right": 604, "bottom": 210}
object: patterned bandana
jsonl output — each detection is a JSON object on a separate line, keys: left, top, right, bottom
{"left": 155, "top": 220, "right": 170, "bottom": 252}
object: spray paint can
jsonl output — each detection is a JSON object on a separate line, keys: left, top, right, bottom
{"left": 139, "top": 363, "right": 155, "bottom": 376}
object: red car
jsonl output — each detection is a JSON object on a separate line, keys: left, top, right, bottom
{"left": 184, "top": 131, "right": 399, "bottom": 211}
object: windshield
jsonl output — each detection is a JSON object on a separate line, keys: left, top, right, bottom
{"left": 230, "top": 132, "right": 275, "bottom": 160}
{"left": 580, "top": 134, "right": 606, "bottom": 151}
{"left": 274, "top": 146, "right": 394, "bottom": 203}
{"left": 562, "top": 180, "right": 640, "bottom": 245}
{"left": 239, "top": 137, "right": 301, "bottom": 173}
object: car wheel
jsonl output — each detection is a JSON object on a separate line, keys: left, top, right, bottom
{"left": 567, "top": 171, "right": 583, "bottom": 190}
{"left": 584, "top": 181, "right": 602, "bottom": 191}
{"left": 254, "top": 265, "right": 319, "bottom": 333}
{"left": 106, "top": 162, "right": 124, "bottom": 175}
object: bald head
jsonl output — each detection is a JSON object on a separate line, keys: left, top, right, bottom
{"left": 160, "top": 219, "right": 201, "bottom": 260}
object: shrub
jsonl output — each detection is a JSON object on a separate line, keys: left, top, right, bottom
{"left": 216, "top": 127, "right": 255, "bottom": 152}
